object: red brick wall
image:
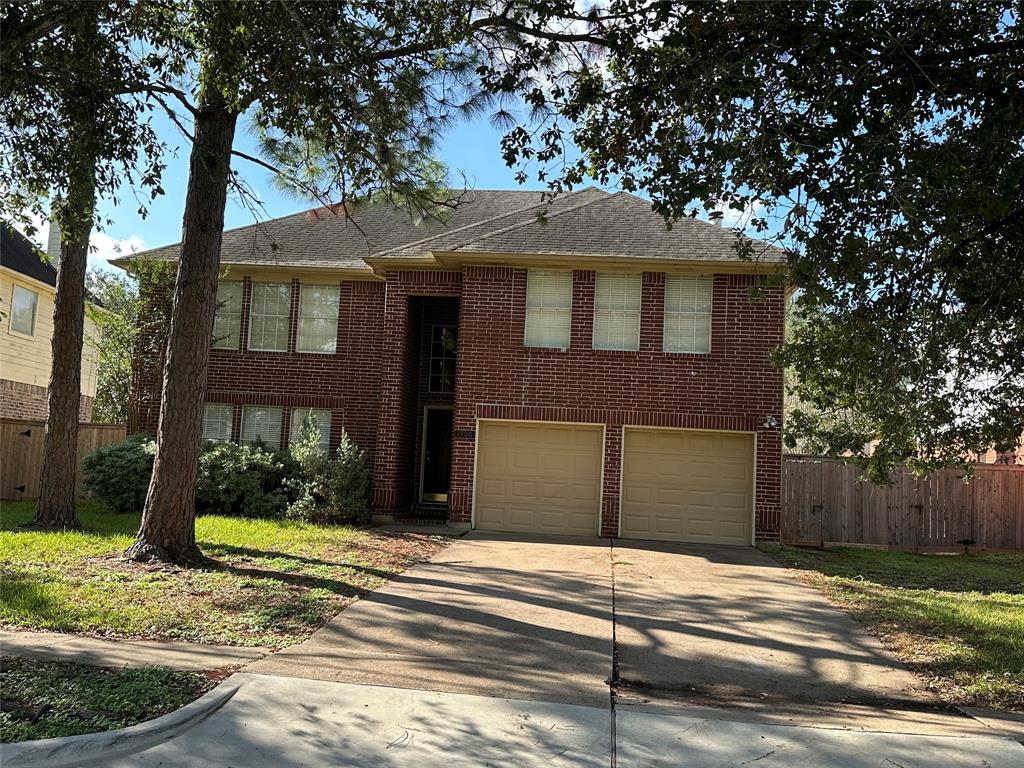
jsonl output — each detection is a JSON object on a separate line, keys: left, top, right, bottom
{"left": 0, "top": 379, "right": 94, "bottom": 422}
{"left": 449, "top": 266, "right": 785, "bottom": 540}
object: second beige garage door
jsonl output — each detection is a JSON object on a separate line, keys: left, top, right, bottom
{"left": 621, "top": 428, "right": 754, "bottom": 545}
{"left": 475, "top": 421, "right": 602, "bottom": 536}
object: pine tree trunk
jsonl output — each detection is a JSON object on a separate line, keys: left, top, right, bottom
{"left": 125, "top": 90, "right": 237, "bottom": 565}
{"left": 30, "top": 118, "right": 97, "bottom": 531}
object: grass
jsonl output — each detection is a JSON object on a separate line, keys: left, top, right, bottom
{"left": 0, "top": 656, "right": 213, "bottom": 743}
{"left": 0, "top": 500, "right": 448, "bottom": 649}
{"left": 760, "top": 544, "right": 1024, "bottom": 712}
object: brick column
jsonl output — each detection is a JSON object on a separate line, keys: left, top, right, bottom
{"left": 600, "top": 425, "right": 623, "bottom": 537}
{"left": 754, "top": 426, "right": 783, "bottom": 541}
{"left": 372, "top": 275, "right": 411, "bottom": 516}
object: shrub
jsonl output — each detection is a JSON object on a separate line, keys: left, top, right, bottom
{"left": 82, "top": 434, "right": 156, "bottom": 514}
{"left": 287, "top": 419, "right": 371, "bottom": 524}
{"left": 195, "top": 441, "right": 297, "bottom": 518}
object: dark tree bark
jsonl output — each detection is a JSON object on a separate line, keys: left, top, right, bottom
{"left": 125, "top": 89, "right": 237, "bottom": 565}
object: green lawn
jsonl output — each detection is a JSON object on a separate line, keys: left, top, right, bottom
{"left": 1, "top": 656, "right": 213, "bottom": 743}
{"left": 0, "top": 501, "right": 447, "bottom": 649}
{"left": 761, "top": 544, "right": 1024, "bottom": 711}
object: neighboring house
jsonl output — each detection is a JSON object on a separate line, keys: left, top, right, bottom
{"left": 123, "top": 189, "right": 786, "bottom": 545}
{"left": 0, "top": 224, "right": 99, "bottom": 421}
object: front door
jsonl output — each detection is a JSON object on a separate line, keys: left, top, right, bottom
{"left": 421, "top": 408, "right": 454, "bottom": 502}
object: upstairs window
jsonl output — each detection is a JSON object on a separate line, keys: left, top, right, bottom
{"left": 248, "top": 283, "right": 291, "bottom": 352}
{"left": 201, "top": 403, "right": 234, "bottom": 443}
{"left": 664, "top": 276, "right": 713, "bottom": 353}
{"left": 296, "top": 284, "right": 339, "bottom": 353}
{"left": 289, "top": 407, "right": 332, "bottom": 453}
{"left": 211, "top": 282, "right": 243, "bottom": 349}
{"left": 524, "top": 270, "right": 572, "bottom": 349}
{"left": 593, "top": 273, "right": 641, "bottom": 351}
{"left": 10, "top": 284, "right": 38, "bottom": 336}
{"left": 429, "top": 325, "right": 458, "bottom": 393}
{"left": 240, "top": 405, "right": 283, "bottom": 447}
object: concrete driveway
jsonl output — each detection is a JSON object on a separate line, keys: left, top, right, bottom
{"left": 250, "top": 531, "right": 929, "bottom": 717}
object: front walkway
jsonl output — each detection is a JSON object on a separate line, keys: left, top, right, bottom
{"left": 0, "top": 629, "right": 267, "bottom": 671}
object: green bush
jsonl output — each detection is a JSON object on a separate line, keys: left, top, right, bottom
{"left": 195, "top": 441, "right": 297, "bottom": 518}
{"left": 287, "top": 418, "right": 371, "bottom": 524}
{"left": 82, "top": 434, "right": 156, "bottom": 514}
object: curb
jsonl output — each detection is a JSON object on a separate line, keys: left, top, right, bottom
{"left": 0, "top": 678, "right": 240, "bottom": 767}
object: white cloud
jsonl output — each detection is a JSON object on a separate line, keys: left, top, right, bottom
{"left": 88, "top": 231, "right": 147, "bottom": 267}
{"left": 712, "top": 199, "right": 765, "bottom": 230}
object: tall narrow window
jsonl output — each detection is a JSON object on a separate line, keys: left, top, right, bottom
{"left": 664, "top": 276, "right": 713, "bottom": 353}
{"left": 248, "top": 283, "right": 291, "bottom": 351}
{"left": 10, "top": 284, "right": 38, "bottom": 336}
{"left": 296, "top": 284, "right": 339, "bottom": 353}
{"left": 593, "top": 273, "right": 641, "bottom": 350}
{"left": 202, "top": 403, "right": 234, "bottom": 443}
{"left": 429, "top": 325, "right": 457, "bottom": 393}
{"left": 211, "top": 282, "right": 243, "bottom": 349}
{"left": 524, "top": 270, "right": 572, "bottom": 348}
{"left": 240, "top": 405, "right": 283, "bottom": 447}
{"left": 289, "top": 408, "right": 332, "bottom": 453}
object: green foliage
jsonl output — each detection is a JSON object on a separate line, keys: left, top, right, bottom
{"left": 195, "top": 441, "right": 297, "bottom": 519}
{"left": 85, "top": 268, "right": 139, "bottom": 424}
{"left": 502, "top": 2, "right": 1024, "bottom": 480}
{"left": 287, "top": 419, "right": 371, "bottom": 524}
{"left": 0, "top": 656, "right": 212, "bottom": 743}
{"left": 82, "top": 434, "right": 155, "bottom": 515}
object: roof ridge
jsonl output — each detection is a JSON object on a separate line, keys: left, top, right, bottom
{"left": 450, "top": 190, "right": 630, "bottom": 252}
{"left": 368, "top": 187, "right": 605, "bottom": 258}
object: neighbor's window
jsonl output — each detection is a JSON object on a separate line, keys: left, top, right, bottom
{"left": 240, "top": 405, "right": 283, "bottom": 447}
{"left": 524, "top": 270, "right": 572, "bottom": 348}
{"left": 429, "top": 325, "right": 458, "bottom": 393}
{"left": 211, "top": 282, "right": 243, "bottom": 349}
{"left": 248, "top": 283, "right": 291, "bottom": 352}
{"left": 10, "top": 284, "right": 38, "bottom": 336}
{"left": 201, "top": 403, "right": 234, "bottom": 443}
{"left": 296, "top": 284, "right": 340, "bottom": 353}
{"left": 289, "top": 407, "right": 332, "bottom": 453}
{"left": 664, "top": 276, "right": 713, "bottom": 353}
{"left": 592, "top": 273, "right": 641, "bottom": 351}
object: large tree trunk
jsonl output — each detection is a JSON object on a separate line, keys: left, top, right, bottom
{"left": 125, "top": 89, "right": 237, "bottom": 565}
{"left": 30, "top": 101, "right": 98, "bottom": 531}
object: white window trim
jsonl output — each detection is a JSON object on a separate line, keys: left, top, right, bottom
{"left": 240, "top": 405, "right": 284, "bottom": 448}
{"left": 524, "top": 270, "right": 573, "bottom": 349}
{"left": 592, "top": 272, "right": 642, "bottom": 351}
{"left": 663, "top": 275, "right": 714, "bottom": 354}
{"left": 296, "top": 284, "right": 340, "bottom": 354}
{"left": 201, "top": 403, "right": 235, "bottom": 443}
{"left": 9, "top": 283, "right": 39, "bottom": 338}
{"left": 247, "top": 283, "right": 291, "bottom": 353}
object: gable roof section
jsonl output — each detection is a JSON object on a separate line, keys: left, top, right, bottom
{"left": 0, "top": 223, "right": 56, "bottom": 286}
{"left": 441, "top": 192, "right": 785, "bottom": 264}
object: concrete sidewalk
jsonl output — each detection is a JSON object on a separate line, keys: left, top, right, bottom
{"left": 8, "top": 673, "right": 1018, "bottom": 768}
{"left": 0, "top": 629, "right": 268, "bottom": 671}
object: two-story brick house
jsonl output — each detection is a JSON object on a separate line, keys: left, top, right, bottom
{"left": 124, "top": 188, "right": 786, "bottom": 545}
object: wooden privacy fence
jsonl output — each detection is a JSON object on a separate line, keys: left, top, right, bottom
{"left": 782, "top": 454, "right": 1024, "bottom": 551}
{"left": 0, "top": 418, "right": 126, "bottom": 501}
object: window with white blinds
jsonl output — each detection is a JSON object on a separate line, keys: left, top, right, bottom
{"left": 525, "top": 270, "right": 573, "bottom": 348}
{"left": 664, "top": 276, "right": 713, "bottom": 353}
{"left": 211, "top": 282, "right": 243, "bottom": 349}
{"left": 289, "top": 408, "right": 332, "bottom": 453}
{"left": 240, "top": 405, "right": 283, "bottom": 447}
{"left": 248, "top": 283, "right": 291, "bottom": 351}
{"left": 296, "top": 285, "right": 340, "bottom": 353}
{"left": 593, "top": 273, "right": 642, "bottom": 350}
{"left": 201, "top": 403, "right": 234, "bottom": 443}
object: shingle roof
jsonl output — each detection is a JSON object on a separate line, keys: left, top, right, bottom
{"left": 0, "top": 223, "right": 56, "bottom": 286}
{"left": 127, "top": 187, "right": 784, "bottom": 270}
{"left": 448, "top": 192, "right": 784, "bottom": 263}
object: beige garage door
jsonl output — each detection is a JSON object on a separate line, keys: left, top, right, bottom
{"left": 475, "top": 421, "right": 602, "bottom": 535}
{"left": 621, "top": 428, "right": 754, "bottom": 545}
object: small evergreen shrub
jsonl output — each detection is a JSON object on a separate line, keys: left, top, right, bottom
{"left": 82, "top": 434, "right": 156, "bottom": 514}
{"left": 195, "top": 441, "right": 296, "bottom": 518}
{"left": 287, "top": 418, "right": 371, "bottom": 524}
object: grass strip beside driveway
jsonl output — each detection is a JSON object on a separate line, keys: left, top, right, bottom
{"left": 0, "top": 655, "right": 214, "bottom": 743}
{"left": 761, "top": 545, "right": 1024, "bottom": 712}
{"left": 0, "top": 501, "right": 448, "bottom": 649}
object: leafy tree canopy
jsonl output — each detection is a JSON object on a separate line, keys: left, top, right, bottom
{"left": 508, "top": 0, "right": 1023, "bottom": 480}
